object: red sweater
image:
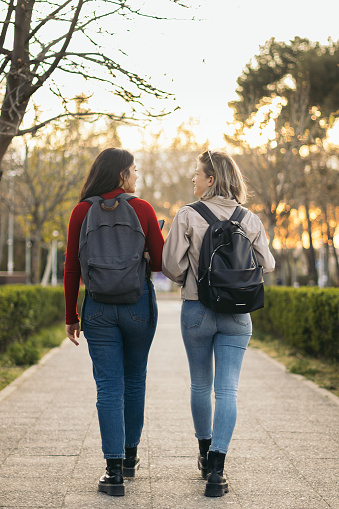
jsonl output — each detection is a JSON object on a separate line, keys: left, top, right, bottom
{"left": 64, "top": 189, "right": 164, "bottom": 324}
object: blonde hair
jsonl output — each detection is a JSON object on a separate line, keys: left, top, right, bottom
{"left": 198, "top": 150, "right": 247, "bottom": 204}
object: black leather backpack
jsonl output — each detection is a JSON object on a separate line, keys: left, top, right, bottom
{"left": 188, "top": 201, "right": 264, "bottom": 314}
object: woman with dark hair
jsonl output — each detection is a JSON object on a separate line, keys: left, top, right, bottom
{"left": 162, "top": 150, "right": 275, "bottom": 498}
{"left": 64, "top": 148, "right": 164, "bottom": 497}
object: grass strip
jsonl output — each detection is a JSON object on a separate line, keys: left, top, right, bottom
{"left": 250, "top": 331, "right": 339, "bottom": 398}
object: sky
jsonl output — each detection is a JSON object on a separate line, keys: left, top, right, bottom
{"left": 27, "top": 0, "right": 339, "bottom": 150}
{"left": 114, "top": 0, "right": 339, "bottom": 149}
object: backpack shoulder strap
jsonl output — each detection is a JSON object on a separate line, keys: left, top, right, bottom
{"left": 116, "top": 193, "right": 136, "bottom": 203}
{"left": 83, "top": 194, "right": 137, "bottom": 206}
{"left": 229, "top": 205, "right": 248, "bottom": 224}
{"left": 187, "top": 201, "right": 219, "bottom": 225}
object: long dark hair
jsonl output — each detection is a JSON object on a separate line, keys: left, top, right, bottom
{"left": 79, "top": 148, "right": 134, "bottom": 202}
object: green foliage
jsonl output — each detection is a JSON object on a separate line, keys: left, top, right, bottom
{"left": 6, "top": 340, "right": 40, "bottom": 366}
{"left": 288, "top": 359, "right": 318, "bottom": 377}
{"left": 231, "top": 37, "right": 339, "bottom": 122}
{"left": 0, "top": 322, "right": 70, "bottom": 383}
{"left": 0, "top": 289, "right": 85, "bottom": 390}
{"left": 2, "top": 321, "right": 70, "bottom": 367}
{"left": 251, "top": 287, "right": 339, "bottom": 360}
{"left": 0, "top": 285, "right": 65, "bottom": 352}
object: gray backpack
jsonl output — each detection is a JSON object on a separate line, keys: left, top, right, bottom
{"left": 78, "top": 194, "right": 146, "bottom": 304}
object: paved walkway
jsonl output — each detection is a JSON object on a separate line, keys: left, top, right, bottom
{"left": 0, "top": 299, "right": 338, "bottom": 509}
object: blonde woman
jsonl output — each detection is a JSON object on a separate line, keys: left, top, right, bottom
{"left": 162, "top": 150, "right": 275, "bottom": 497}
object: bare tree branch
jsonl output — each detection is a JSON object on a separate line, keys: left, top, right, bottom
{"left": 16, "top": 111, "right": 133, "bottom": 136}
{"left": 20, "top": 1, "right": 85, "bottom": 103}
{"left": 27, "top": 0, "right": 74, "bottom": 43}
{"left": 0, "top": 0, "right": 15, "bottom": 49}
{"left": 0, "top": 55, "right": 10, "bottom": 75}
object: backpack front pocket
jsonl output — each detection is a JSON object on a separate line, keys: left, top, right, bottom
{"left": 88, "top": 254, "right": 141, "bottom": 296}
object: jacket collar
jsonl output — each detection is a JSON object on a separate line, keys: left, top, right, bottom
{"left": 201, "top": 196, "right": 239, "bottom": 207}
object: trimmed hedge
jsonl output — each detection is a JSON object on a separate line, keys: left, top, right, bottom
{"left": 0, "top": 285, "right": 85, "bottom": 353}
{"left": 251, "top": 286, "right": 339, "bottom": 361}
{"left": 1, "top": 285, "right": 337, "bottom": 361}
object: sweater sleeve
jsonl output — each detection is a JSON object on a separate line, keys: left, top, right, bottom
{"left": 64, "top": 202, "right": 90, "bottom": 324}
{"left": 241, "top": 212, "right": 275, "bottom": 274}
{"left": 131, "top": 199, "right": 164, "bottom": 272}
{"left": 252, "top": 221, "right": 275, "bottom": 273}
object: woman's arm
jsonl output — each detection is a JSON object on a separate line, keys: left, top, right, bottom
{"left": 131, "top": 199, "right": 164, "bottom": 272}
{"left": 252, "top": 221, "right": 275, "bottom": 274}
{"left": 66, "top": 323, "right": 80, "bottom": 346}
{"left": 145, "top": 204, "right": 164, "bottom": 272}
{"left": 162, "top": 209, "right": 190, "bottom": 284}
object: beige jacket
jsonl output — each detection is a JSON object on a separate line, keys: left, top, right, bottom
{"left": 162, "top": 196, "right": 275, "bottom": 300}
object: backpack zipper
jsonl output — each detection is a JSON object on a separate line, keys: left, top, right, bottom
{"left": 209, "top": 231, "right": 251, "bottom": 270}
{"left": 207, "top": 232, "right": 255, "bottom": 286}
{"left": 207, "top": 243, "right": 230, "bottom": 285}
{"left": 208, "top": 243, "right": 231, "bottom": 271}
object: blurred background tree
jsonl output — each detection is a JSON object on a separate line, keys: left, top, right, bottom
{"left": 1, "top": 26, "right": 338, "bottom": 288}
{"left": 136, "top": 120, "right": 208, "bottom": 236}
{"left": 0, "top": 97, "right": 121, "bottom": 282}
{"left": 225, "top": 37, "right": 339, "bottom": 285}
{"left": 0, "top": 118, "right": 205, "bottom": 281}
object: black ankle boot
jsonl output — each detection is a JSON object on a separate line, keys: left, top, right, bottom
{"left": 197, "top": 438, "right": 211, "bottom": 479}
{"left": 123, "top": 446, "right": 140, "bottom": 477}
{"left": 98, "top": 459, "right": 124, "bottom": 496}
{"left": 205, "top": 450, "right": 228, "bottom": 497}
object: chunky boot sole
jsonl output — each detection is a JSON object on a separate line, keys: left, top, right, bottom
{"left": 204, "top": 481, "right": 229, "bottom": 497}
{"left": 98, "top": 482, "right": 125, "bottom": 497}
{"left": 123, "top": 459, "right": 140, "bottom": 478}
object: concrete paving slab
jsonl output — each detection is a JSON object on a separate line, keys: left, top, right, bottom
{"left": 0, "top": 298, "right": 338, "bottom": 508}
{"left": 234, "top": 494, "right": 331, "bottom": 509}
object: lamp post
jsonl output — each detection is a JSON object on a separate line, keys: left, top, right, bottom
{"left": 7, "top": 171, "right": 15, "bottom": 274}
{"left": 51, "top": 230, "right": 59, "bottom": 286}
{"left": 25, "top": 237, "right": 32, "bottom": 284}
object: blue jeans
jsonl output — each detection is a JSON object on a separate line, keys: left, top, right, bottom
{"left": 82, "top": 278, "right": 157, "bottom": 459}
{"left": 181, "top": 300, "right": 252, "bottom": 455}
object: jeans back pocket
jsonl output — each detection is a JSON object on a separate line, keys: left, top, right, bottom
{"left": 181, "top": 300, "right": 206, "bottom": 329}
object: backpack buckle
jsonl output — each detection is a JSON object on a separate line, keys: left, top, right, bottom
{"left": 231, "top": 221, "right": 243, "bottom": 230}
{"left": 213, "top": 227, "right": 224, "bottom": 237}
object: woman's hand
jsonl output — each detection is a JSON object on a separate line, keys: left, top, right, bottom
{"left": 66, "top": 322, "right": 80, "bottom": 346}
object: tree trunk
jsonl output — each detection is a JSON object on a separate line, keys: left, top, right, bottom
{"left": 327, "top": 224, "right": 339, "bottom": 285}
{"left": 268, "top": 214, "right": 275, "bottom": 249}
{"left": 0, "top": 1, "right": 34, "bottom": 174}
{"left": 0, "top": 208, "right": 7, "bottom": 267}
{"left": 264, "top": 213, "right": 276, "bottom": 285}
{"left": 0, "top": 136, "right": 15, "bottom": 172}
{"left": 304, "top": 198, "right": 318, "bottom": 284}
{"left": 331, "top": 242, "right": 339, "bottom": 285}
